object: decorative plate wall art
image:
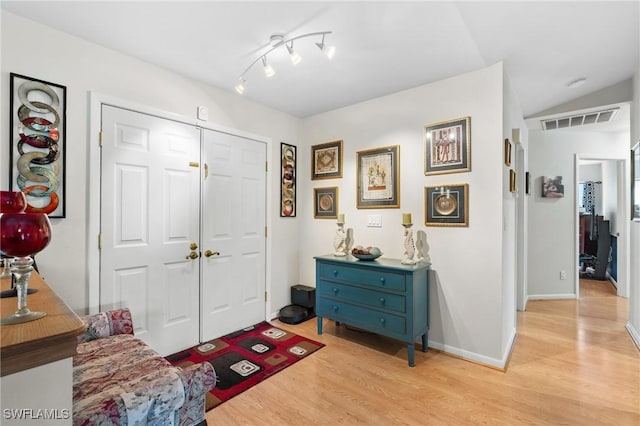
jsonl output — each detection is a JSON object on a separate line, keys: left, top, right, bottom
{"left": 9, "top": 73, "right": 66, "bottom": 217}
{"left": 424, "top": 184, "right": 468, "bottom": 227}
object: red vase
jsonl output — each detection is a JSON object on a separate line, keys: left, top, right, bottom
{"left": 0, "top": 191, "right": 27, "bottom": 213}
{"left": 0, "top": 213, "right": 52, "bottom": 257}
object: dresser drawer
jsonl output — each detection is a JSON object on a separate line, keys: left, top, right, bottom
{"left": 317, "top": 262, "right": 406, "bottom": 292}
{"left": 317, "top": 281, "right": 406, "bottom": 313}
{"left": 317, "top": 298, "right": 406, "bottom": 335}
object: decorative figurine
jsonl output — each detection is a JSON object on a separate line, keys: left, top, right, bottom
{"left": 401, "top": 213, "right": 417, "bottom": 265}
{"left": 333, "top": 214, "right": 347, "bottom": 256}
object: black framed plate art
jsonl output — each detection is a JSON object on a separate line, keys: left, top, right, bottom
{"left": 280, "top": 142, "right": 296, "bottom": 217}
{"left": 424, "top": 184, "right": 468, "bottom": 227}
{"left": 356, "top": 145, "right": 400, "bottom": 209}
{"left": 314, "top": 187, "right": 338, "bottom": 219}
{"left": 9, "top": 73, "right": 66, "bottom": 217}
{"left": 424, "top": 117, "right": 470, "bottom": 176}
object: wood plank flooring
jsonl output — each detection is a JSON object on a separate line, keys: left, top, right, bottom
{"left": 206, "top": 279, "right": 639, "bottom": 425}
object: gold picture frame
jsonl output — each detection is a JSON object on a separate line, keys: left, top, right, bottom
{"left": 504, "top": 138, "right": 511, "bottom": 166}
{"left": 356, "top": 145, "right": 400, "bottom": 209}
{"left": 314, "top": 186, "right": 339, "bottom": 219}
{"left": 311, "top": 140, "right": 343, "bottom": 180}
{"left": 424, "top": 184, "right": 469, "bottom": 227}
{"left": 424, "top": 116, "right": 471, "bottom": 175}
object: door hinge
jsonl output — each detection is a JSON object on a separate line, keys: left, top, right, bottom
{"left": 204, "top": 163, "right": 209, "bottom": 180}
{"left": 98, "top": 233, "right": 103, "bottom": 250}
{"left": 189, "top": 161, "right": 199, "bottom": 168}
{"left": 265, "top": 161, "right": 269, "bottom": 172}
{"left": 99, "top": 130, "right": 103, "bottom": 147}
{"left": 264, "top": 291, "right": 268, "bottom": 302}
{"left": 265, "top": 226, "right": 268, "bottom": 238}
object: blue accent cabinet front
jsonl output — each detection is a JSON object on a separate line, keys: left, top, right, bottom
{"left": 314, "top": 254, "right": 429, "bottom": 367}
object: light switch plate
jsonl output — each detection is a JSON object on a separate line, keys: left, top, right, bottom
{"left": 367, "top": 214, "right": 382, "bottom": 227}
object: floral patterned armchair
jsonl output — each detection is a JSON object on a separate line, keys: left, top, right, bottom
{"left": 73, "top": 308, "right": 216, "bottom": 426}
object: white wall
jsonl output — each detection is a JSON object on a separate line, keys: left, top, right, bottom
{"left": 528, "top": 129, "right": 629, "bottom": 298}
{"left": 0, "top": 11, "right": 301, "bottom": 315}
{"left": 629, "top": 66, "right": 640, "bottom": 348}
{"left": 301, "top": 63, "right": 513, "bottom": 366}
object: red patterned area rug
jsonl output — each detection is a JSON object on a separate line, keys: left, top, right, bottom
{"left": 165, "top": 321, "right": 324, "bottom": 410}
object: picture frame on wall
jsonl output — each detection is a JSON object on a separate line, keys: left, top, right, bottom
{"left": 9, "top": 73, "right": 67, "bottom": 218}
{"left": 424, "top": 184, "right": 468, "bottom": 227}
{"left": 314, "top": 186, "right": 339, "bottom": 219}
{"left": 356, "top": 145, "right": 400, "bottom": 209}
{"left": 280, "top": 142, "right": 296, "bottom": 217}
{"left": 509, "top": 169, "right": 517, "bottom": 193}
{"left": 311, "top": 140, "right": 343, "bottom": 180}
{"left": 542, "top": 175, "right": 564, "bottom": 198}
{"left": 424, "top": 116, "right": 471, "bottom": 175}
{"left": 504, "top": 138, "right": 512, "bottom": 166}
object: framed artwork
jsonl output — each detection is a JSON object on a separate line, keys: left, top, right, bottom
{"left": 509, "top": 169, "right": 517, "bottom": 193}
{"left": 311, "top": 140, "right": 343, "bottom": 180}
{"left": 356, "top": 145, "right": 400, "bottom": 209}
{"left": 424, "top": 116, "right": 471, "bottom": 175}
{"left": 632, "top": 142, "right": 640, "bottom": 220}
{"left": 280, "top": 142, "right": 296, "bottom": 217}
{"left": 424, "top": 184, "right": 468, "bottom": 227}
{"left": 504, "top": 138, "right": 512, "bottom": 166}
{"left": 9, "top": 73, "right": 66, "bottom": 217}
{"left": 542, "top": 176, "right": 564, "bottom": 198}
{"left": 314, "top": 186, "right": 338, "bottom": 219}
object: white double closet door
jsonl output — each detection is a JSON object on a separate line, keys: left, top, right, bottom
{"left": 100, "top": 105, "right": 266, "bottom": 356}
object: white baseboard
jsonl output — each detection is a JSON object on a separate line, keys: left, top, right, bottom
{"left": 428, "top": 328, "right": 516, "bottom": 370}
{"left": 626, "top": 322, "right": 640, "bottom": 351}
{"left": 527, "top": 293, "right": 576, "bottom": 300}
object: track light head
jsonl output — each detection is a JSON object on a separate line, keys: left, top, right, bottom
{"left": 287, "top": 43, "right": 302, "bottom": 65}
{"left": 261, "top": 56, "right": 275, "bottom": 78}
{"left": 234, "top": 78, "right": 246, "bottom": 95}
{"left": 315, "top": 34, "right": 336, "bottom": 59}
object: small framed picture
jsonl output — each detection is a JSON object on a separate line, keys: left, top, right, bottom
{"left": 280, "top": 143, "right": 296, "bottom": 217}
{"left": 509, "top": 169, "right": 516, "bottom": 193}
{"left": 424, "top": 184, "right": 468, "bottom": 227}
{"left": 504, "top": 138, "right": 512, "bottom": 166}
{"left": 356, "top": 145, "right": 400, "bottom": 209}
{"left": 314, "top": 187, "right": 339, "bottom": 219}
{"left": 542, "top": 176, "right": 564, "bottom": 198}
{"left": 424, "top": 117, "right": 471, "bottom": 175}
{"left": 311, "top": 140, "right": 343, "bottom": 180}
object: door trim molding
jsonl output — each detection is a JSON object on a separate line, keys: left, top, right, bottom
{"left": 88, "top": 92, "right": 272, "bottom": 317}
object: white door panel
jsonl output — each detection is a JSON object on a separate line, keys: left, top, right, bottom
{"left": 101, "top": 105, "right": 201, "bottom": 356}
{"left": 201, "top": 129, "right": 266, "bottom": 341}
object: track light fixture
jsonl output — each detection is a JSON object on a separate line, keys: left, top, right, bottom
{"left": 235, "top": 31, "right": 335, "bottom": 95}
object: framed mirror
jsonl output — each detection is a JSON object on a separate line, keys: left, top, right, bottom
{"left": 632, "top": 141, "right": 640, "bottom": 220}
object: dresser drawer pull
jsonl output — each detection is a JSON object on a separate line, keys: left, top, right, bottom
{"left": 379, "top": 277, "right": 386, "bottom": 285}
{"left": 379, "top": 297, "right": 385, "bottom": 305}
{"left": 332, "top": 270, "right": 338, "bottom": 276}
{"left": 380, "top": 318, "right": 386, "bottom": 324}
{"left": 333, "top": 305, "right": 339, "bottom": 312}
{"left": 333, "top": 288, "right": 339, "bottom": 294}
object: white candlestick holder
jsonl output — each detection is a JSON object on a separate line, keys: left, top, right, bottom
{"left": 333, "top": 222, "right": 347, "bottom": 256}
{"left": 401, "top": 223, "right": 417, "bottom": 264}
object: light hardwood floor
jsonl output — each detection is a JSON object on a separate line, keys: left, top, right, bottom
{"left": 206, "top": 279, "right": 639, "bottom": 425}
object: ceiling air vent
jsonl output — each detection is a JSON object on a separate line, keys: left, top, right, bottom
{"left": 541, "top": 108, "right": 619, "bottom": 130}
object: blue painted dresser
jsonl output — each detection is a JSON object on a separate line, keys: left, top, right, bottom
{"left": 314, "top": 254, "right": 429, "bottom": 366}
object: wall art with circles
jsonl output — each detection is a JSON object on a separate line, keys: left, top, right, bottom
{"left": 9, "top": 73, "right": 66, "bottom": 218}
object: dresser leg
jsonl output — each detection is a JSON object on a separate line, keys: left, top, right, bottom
{"left": 422, "top": 334, "right": 428, "bottom": 352}
{"left": 317, "top": 316, "right": 323, "bottom": 334}
{"left": 407, "top": 343, "right": 415, "bottom": 367}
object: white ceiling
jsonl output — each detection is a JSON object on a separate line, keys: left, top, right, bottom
{"left": 2, "top": 1, "right": 638, "bottom": 121}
